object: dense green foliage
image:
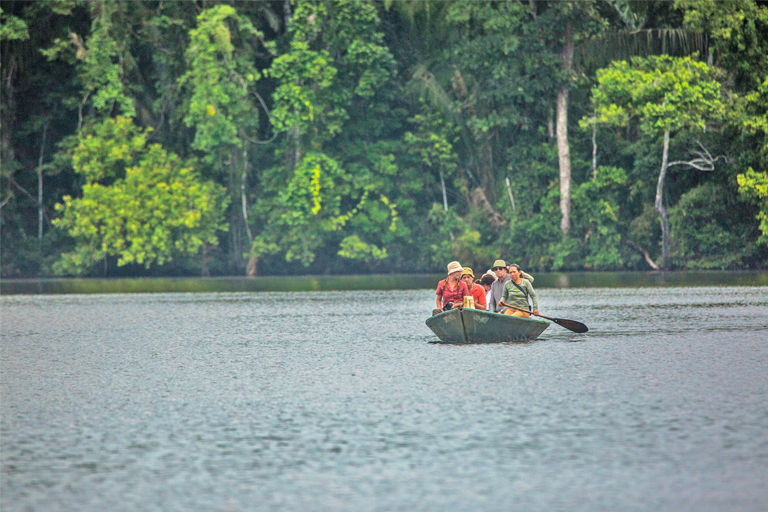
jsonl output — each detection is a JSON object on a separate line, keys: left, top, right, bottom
{"left": 2, "top": 0, "right": 767, "bottom": 277}
{"left": 52, "top": 117, "right": 229, "bottom": 275}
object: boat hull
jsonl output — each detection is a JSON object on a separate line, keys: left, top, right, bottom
{"left": 426, "top": 307, "right": 549, "bottom": 343}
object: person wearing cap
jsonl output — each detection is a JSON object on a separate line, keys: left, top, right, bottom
{"left": 487, "top": 259, "right": 511, "bottom": 313}
{"left": 487, "top": 259, "right": 535, "bottom": 313}
{"left": 433, "top": 261, "right": 469, "bottom": 316}
{"left": 460, "top": 267, "right": 487, "bottom": 311}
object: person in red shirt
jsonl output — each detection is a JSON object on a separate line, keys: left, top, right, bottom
{"left": 433, "top": 261, "right": 469, "bottom": 315}
{"left": 460, "top": 267, "right": 487, "bottom": 311}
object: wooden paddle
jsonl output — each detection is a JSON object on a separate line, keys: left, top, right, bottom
{"left": 500, "top": 302, "right": 589, "bottom": 333}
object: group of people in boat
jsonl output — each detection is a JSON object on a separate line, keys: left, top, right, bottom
{"left": 433, "top": 259, "right": 540, "bottom": 318}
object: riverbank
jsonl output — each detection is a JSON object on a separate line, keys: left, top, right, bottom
{"left": 2, "top": 270, "right": 767, "bottom": 295}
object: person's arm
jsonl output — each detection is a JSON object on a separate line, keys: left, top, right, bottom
{"left": 522, "top": 271, "right": 534, "bottom": 282}
{"left": 475, "top": 286, "right": 487, "bottom": 310}
{"left": 527, "top": 281, "right": 539, "bottom": 315}
{"left": 501, "top": 281, "right": 510, "bottom": 304}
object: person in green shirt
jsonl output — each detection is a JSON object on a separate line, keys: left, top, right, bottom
{"left": 501, "top": 264, "right": 539, "bottom": 318}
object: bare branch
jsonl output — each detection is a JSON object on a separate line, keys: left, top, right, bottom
{"left": 0, "top": 193, "right": 13, "bottom": 210}
{"left": 626, "top": 240, "right": 660, "bottom": 270}
{"left": 6, "top": 174, "right": 35, "bottom": 201}
{"left": 245, "top": 90, "right": 278, "bottom": 145}
{"left": 667, "top": 140, "right": 727, "bottom": 172}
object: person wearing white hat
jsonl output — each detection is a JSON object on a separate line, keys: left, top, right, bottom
{"left": 433, "top": 261, "right": 469, "bottom": 316}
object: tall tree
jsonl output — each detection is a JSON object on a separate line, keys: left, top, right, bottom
{"left": 589, "top": 55, "right": 725, "bottom": 269}
{"left": 179, "top": 4, "right": 273, "bottom": 273}
{"left": 249, "top": 0, "right": 399, "bottom": 271}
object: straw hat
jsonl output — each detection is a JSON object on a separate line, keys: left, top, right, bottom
{"left": 446, "top": 261, "right": 463, "bottom": 275}
{"left": 461, "top": 267, "right": 475, "bottom": 278}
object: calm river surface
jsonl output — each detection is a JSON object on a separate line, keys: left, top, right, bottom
{"left": 2, "top": 287, "right": 768, "bottom": 511}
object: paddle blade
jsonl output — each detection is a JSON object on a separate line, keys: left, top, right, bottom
{"left": 550, "top": 317, "right": 589, "bottom": 333}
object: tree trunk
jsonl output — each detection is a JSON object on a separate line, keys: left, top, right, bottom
{"left": 201, "top": 243, "right": 210, "bottom": 277}
{"left": 655, "top": 130, "right": 671, "bottom": 270}
{"left": 505, "top": 177, "right": 516, "bottom": 211}
{"left": 283, "top": 0, "right": 292, "bottom": 31}
{"left": 1, "top": 54, "right": 17, "bottom": 166}
{"left": 227, "top": 166, "right": 242, "bottom": 270}
{"left": 241, "top": 144, "right": 253, "bottom": 246}
{"left": 470, "top": 187, "right": 505, "bottom": 230}
{"left": 556, "top": 88, "right": 571, "bottom": 235}
{"left": 591, "top": 117, "right": 597, "bottom": 178}
{"left": 557, "top": 21, "right": 575, "bottom": 236}
{"left": 439, "top": 170, "right": 448, "bottom": 211}
{"left": 246, "top": 255, "right": 258, "bottom": 277}
{"left": 38, "top": 124, "right": 48, "bottom": 242}
{"left": 627, "top": 240, "right": 660, "bottom": 270}
{"left": 240, "top": 144, "right": 258, "bottom": 276}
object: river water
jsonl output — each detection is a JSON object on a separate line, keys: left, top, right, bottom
{"left": 2, "top": 286, "right": 767, "bottom": 511}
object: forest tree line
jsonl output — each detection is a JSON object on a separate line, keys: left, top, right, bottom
{"left": 2, "top": 0, "right": 767, "bottom": 278}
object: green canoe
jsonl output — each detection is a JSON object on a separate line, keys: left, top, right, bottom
{"left": 426, "top": 307, "right": 549, "bottom": 343}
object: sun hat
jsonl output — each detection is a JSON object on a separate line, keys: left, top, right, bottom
{"left": 461, "top": 267, "right": 475, "bottom": 278}
{"left": 491, "top": 259, "right": 506, "bottom": 270}
{"left": 446, "top": 261, "right": 463, "bottom": 275}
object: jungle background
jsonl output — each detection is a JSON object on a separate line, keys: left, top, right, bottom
{"left": 2, "top": 0, "right": 767, "bottom": 278}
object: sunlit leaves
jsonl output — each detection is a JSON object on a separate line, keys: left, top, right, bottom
{"left": 81, "top": 1, "right": 135, "bottom": 117}
{"left": 250, "top": 152, "right": 394, "bottom": 263}
{"left": 0, "top": 7, "right": 29, "bottom": 41}
{"left": 254, "top": 0, "right": 398, "bottom": 265}
{"left": 737, "top": 168, "right": 768, "bottom": 244}
{"left": 71, "top": 116, "right": 146, "bottom": 183}
{"left": 180, "top": 4, "right": 265, "bottom": 158}
{"left": 589, "top": 55, "right": 725, "bottom": 137}
{"left": 338, "top": 235, "right": 387, "bottom": 260}
{"left": 678, "top": 0, "right": 768, "bottom": 91}
{"left": 267, "top": 40, "right": 339, "bottom": 136}
{"left": 53, "top": 118, "right": 229, "bottom": 274}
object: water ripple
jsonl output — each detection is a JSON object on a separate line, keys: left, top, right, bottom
{"left": 2, "top": 287, "right": 768, "bottom": 511}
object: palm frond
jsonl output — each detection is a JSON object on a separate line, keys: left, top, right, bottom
{"left": 576, "top": 29, "right": 709, "bottom": 71}
{"left": 406, "top": 64, "right": 456, "bottom": 119}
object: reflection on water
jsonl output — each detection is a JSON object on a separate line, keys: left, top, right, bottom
{"left": 2, "top": 287, "right": 767, "bottom": 511}
{"left": 2, "top": 270, "right": 767, "bottom": 295}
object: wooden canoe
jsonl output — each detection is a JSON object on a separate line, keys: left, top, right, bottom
{"left": 426, "top": 307, "right": 549, "bottom": 343}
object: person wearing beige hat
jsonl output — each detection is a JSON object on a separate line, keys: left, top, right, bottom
{"left": 433, "top": 261, "right": 469, "bottom": 315}
{"left": 460, "top": 267, "right": 487, "bottom": 311}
